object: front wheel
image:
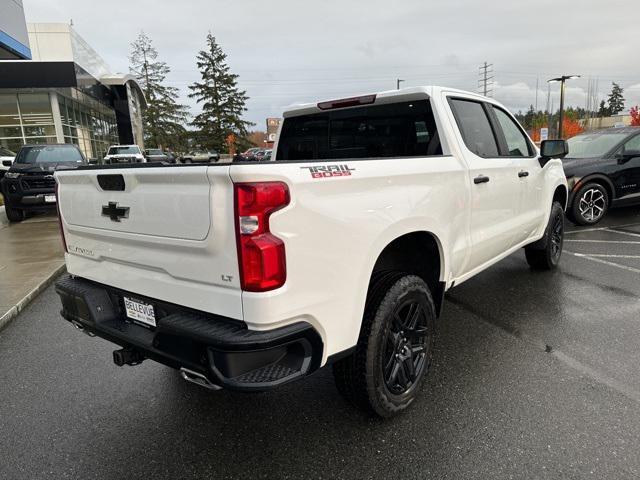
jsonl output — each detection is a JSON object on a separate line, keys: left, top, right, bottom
{"left": 569, "top": 182, "right": 609, "bottom": 225}
{"left": 333, "top": 273, "right": 437, "bottom": 417}
{"left": 524, "top": 201, "right": 564, "bottom": 270}
{"left": 4, "top": 204, "right": 25, "bottom": 223}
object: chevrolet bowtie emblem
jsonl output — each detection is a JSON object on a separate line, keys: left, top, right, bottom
{"left": 102, "top": 202, "right": 129, "bottom": 222}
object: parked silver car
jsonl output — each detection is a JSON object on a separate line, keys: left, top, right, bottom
{"left": 180, "top": 150, "right": 220, "bottom": 163}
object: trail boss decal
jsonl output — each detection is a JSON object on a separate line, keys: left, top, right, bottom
{"left": 301, "top": 164, "right": 355, "bottom": 179}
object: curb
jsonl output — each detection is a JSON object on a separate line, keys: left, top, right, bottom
{"left": 0, "top": 263, "right": 66, "bottom": 332}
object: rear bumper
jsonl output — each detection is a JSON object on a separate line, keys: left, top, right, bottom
{"left": 55, "top": 275, "right": 323, "bottom": 391}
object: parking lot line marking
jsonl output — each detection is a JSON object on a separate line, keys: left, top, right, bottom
{"left": 551, "top": 350, "right": 640, "bottom": 405}
{"left": 565, "top": 239, "right": 640, "bottom": 244}
{"left": 581, "top": 254, "right": 640, "bottom": 259}
{"left": 565, "top": 222, "right": 640, "bottom": 234}
{"left": 565, "top": 250, "right": 640, "bottom": 274}
{"left": 450, "top": 296, "right": 640, "bottom": 405}
{"left": 606, "top": 228, "right": 640, "bottom": 239}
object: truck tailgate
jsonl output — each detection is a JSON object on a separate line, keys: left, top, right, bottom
{"left": 56, "top": 165, "right": 243, "bottom": 320}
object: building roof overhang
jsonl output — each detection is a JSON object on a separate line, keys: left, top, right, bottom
{"left": 100, "top": 74, "right": 147, "bottom": 108}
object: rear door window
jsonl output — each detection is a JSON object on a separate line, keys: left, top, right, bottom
{"left": 276, "top": 100, "right": 442, "bottom": 161}
{"left": 449, "top": 99, "right": 499, "bottom": 158}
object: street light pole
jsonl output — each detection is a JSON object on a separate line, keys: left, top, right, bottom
{"left": 396, "top": 78, "right": 404, "bottom": 90}
{"left": 548, "top": 75, "right": 580, "bottom": 139}
{"left": 558, "top": 79, "right": 566, "bottom": 140}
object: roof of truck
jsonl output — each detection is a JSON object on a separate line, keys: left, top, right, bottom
{"left": 282, "top": 86, "right": 493, "bottom": 117}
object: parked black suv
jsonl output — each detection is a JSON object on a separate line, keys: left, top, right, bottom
{"left": 563, "top": 127, "right": 640, "bottom": 225}
{"left": 0, "top": 144, "right": 85, "bottom": 223}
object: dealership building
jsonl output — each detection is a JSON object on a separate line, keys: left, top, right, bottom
{"left": 0, "top": 2, "right": 145, "bottom": 159}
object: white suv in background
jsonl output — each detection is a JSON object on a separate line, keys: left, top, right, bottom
{"left": 0, "top": 147, "right": 16, "bottom": 178}
{"left": 103, "top": 145, "right": 146, "bottom": 164}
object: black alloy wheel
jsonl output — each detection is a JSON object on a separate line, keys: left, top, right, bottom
{"left": 383, "top": 299, "right": 429, "bottom": 395}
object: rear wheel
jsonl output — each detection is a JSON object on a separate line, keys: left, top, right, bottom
{"left": 4, "top": 204, "right": 25, "bottom": 223}
{"left": 569, "top": 182, "right": 609, "bottom": 225}
{"left": 333, "top": 272, "right": 436, "bottom": 417}
{"left": 525, "top": 201, "right": 564, "bottom": 270}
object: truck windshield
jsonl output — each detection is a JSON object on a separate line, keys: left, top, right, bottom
{"left": 108, "top": 146, "right": 140, "bottom": 155}
{"left": 15, "top": 145, "right": 84, "bottom": 164}
{"left": 276, "top": 100, "right": 441, "bottom": 161}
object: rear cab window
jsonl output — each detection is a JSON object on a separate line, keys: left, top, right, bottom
{"left": 276, "top": 100, "right": 443, "bottom": 161}
{"left": 448, "top": 98, "right": 499, "bottom": 158}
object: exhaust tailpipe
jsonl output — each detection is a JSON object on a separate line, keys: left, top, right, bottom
{"left": 71, "top": 320, "right": 95, "bottom": 337}
{"left": 180, "top": 368, "right": 222, "bottom": 391}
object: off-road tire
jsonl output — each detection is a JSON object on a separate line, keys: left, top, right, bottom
{"left": 525, "top": 201, "right": 564, "bottom": 270}
{"left": 333, "top": 272, "right": 437, "bottom": 417}
{"left": 4, "top": 203, "right": 25, "bottom": 223}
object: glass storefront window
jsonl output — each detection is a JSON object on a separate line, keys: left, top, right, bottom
{"left": 24, "top": 136, "right": 58, "bottom": 145}
{"left": 0, "top": 94, "right": 21, "bottom": 126}
{"left": 0, "top": 126, "right": 22, "bottom": 138}
{"left": 24, "top": 125, "right": 56, "bottom": 137}
{"left": 59, "top": 99, "right": 70, "bottom": 125}
{"left": 55, "top": 92, "right": 120, "bottom": 159}
{"left": 0, "top": 138, "right": 24, "bottom": 153}
{"left": 18, "top": 93, "right": 54, "bottom": 125}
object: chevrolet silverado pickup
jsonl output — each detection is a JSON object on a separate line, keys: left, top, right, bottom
{"left": 54, "top": 87, "right": 568, "bottom": 417}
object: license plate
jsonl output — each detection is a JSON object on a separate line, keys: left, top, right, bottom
{"left": 123, "top": 297, "right": 156, "bottom": 328}
{"left": 44, "top": 194, "right": 56, "bottom": 203}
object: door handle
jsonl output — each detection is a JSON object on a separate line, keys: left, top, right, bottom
{"left": 474, "top": 175, "right": 490, "bottom": 184}
{"left": 518, "top": 170, "right": 529, "bottom": 178}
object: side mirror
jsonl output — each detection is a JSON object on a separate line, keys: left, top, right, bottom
{"left": 539, "top": 139, "right": 569, "bottom": 166}
{"left": 617, "top": 150, "right": 640, "bottom": 163}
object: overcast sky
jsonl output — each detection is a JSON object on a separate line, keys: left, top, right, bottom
{"left": 24, "top": 0, "right": 640, "bottom": 128}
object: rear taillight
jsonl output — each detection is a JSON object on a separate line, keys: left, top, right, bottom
{"left": 234, "top": 182, "right": 290, "bottom": 292}
{"left": 55, "top": 180, "right": 68, "bottom": 253}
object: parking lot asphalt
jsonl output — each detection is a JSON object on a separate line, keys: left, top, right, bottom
{"left": 1, "top": 207, "right": 640, "bottom": 479}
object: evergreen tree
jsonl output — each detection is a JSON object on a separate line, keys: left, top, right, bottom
{"left": 598, "top": 100, "right": 608, "bottom": 117}
{"left": 524, "top": 105, "right": 536, "bottom": 131}
{"left": 129, "top": 32, "right": 189, "bottom": 149}
{"left": 607, "top": 82, "right": 625, "bottom": 115}
{"left": 189, "top": 33, "right": 253, "bottom": 152}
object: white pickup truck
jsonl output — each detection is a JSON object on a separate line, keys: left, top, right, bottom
{"left": 54, "top": 87, "right": 568, "bottom": 417}
{"left": 103, "top": 145, "right": 146, "bottom": 164}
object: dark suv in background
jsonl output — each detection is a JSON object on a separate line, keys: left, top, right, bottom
{"left": 563, "top": 127, "right": 640, "bottom": 225}
{"left": 0, "top": 144, "right": 86, "bottom": 223}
